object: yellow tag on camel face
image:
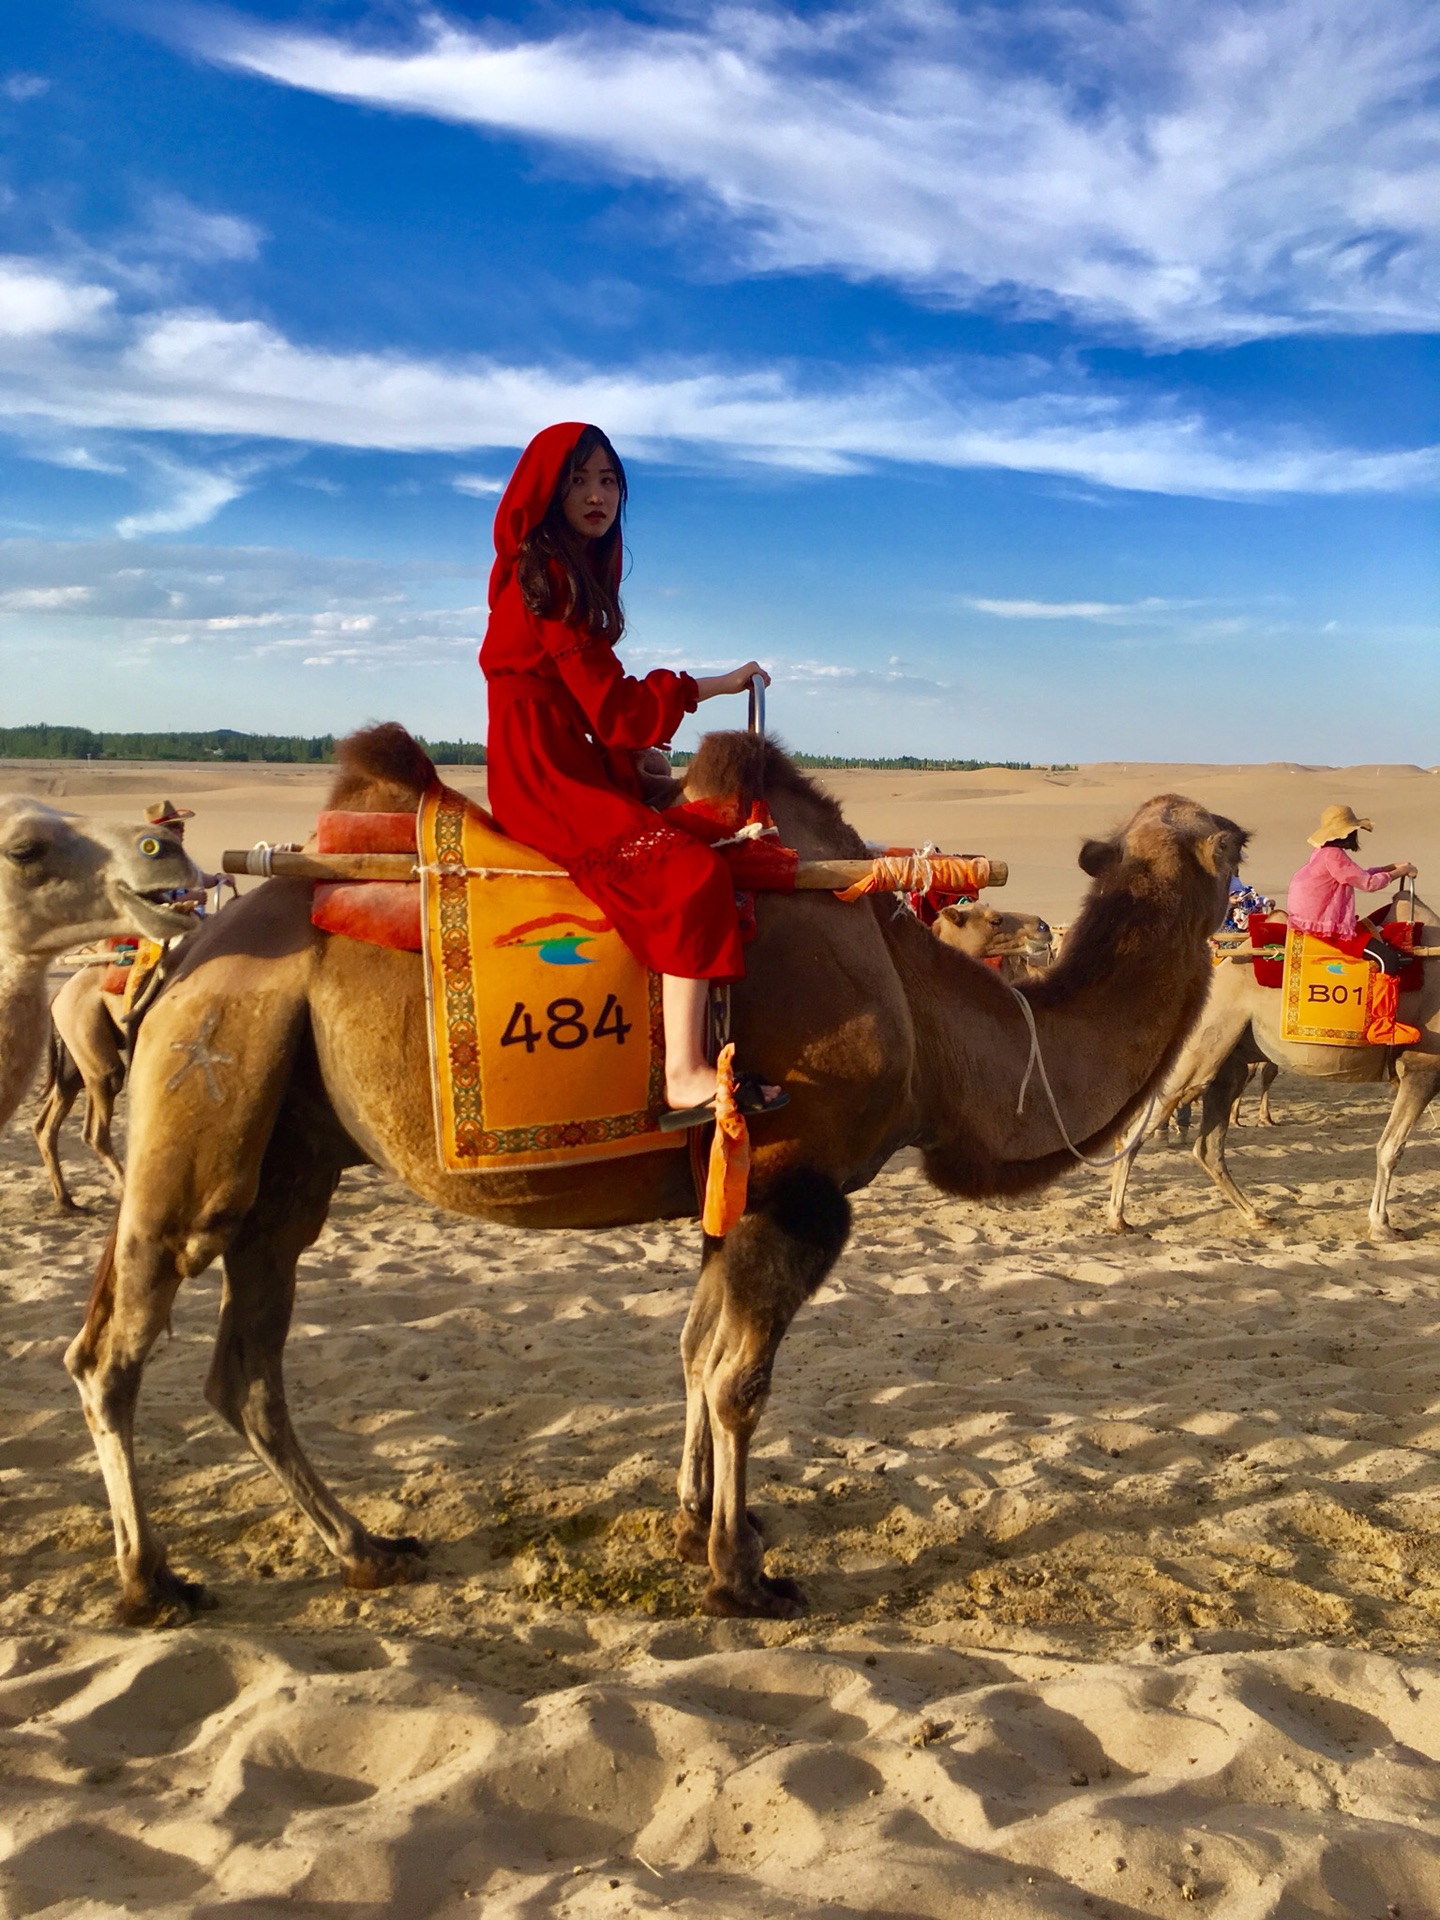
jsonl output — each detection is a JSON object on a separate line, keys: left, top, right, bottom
{"left": 419, "top": 782, "right": 680, "bottom": 1170}
{"left": 1280, "top": 928, "right": 1373, "bottom": 1045}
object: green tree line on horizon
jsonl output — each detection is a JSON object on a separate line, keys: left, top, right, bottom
{"left": 0, "top": 724, "right": 1055, "bottom": 774}
{"left": 0, "top": 725, "right": 487, "bottom": 764}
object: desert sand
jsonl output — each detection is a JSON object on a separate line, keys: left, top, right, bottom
{"left": 2, "top": 756, "right": 1439, "bottom": 1918}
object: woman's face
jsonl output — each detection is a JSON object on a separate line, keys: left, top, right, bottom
{"left": 561, "top": 444, "right": 621, "bottom": 541}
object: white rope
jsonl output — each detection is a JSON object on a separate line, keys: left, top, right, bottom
{"left": 1009, "top": 984, "right": 1156, "bottom": 1171}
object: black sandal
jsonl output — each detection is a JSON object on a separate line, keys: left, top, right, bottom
{"left": 658, "top": 1075, "right": 790, "bottom": 1133}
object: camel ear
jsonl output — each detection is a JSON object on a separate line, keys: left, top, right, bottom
{"left": 1078, "top": 838, "right": 1121, "bottom": 878}
{"left": 1196, "top": 828, "right": 1245, "bottom": 877}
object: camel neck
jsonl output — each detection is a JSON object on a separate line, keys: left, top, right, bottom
{"left": 894, "top": 896, "right": 1212, "bottom": 1185}
{"left": 0, "top": 950, "right": 54, "bottom": 1131}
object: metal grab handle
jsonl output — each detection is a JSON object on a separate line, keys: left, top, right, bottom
{"left": 747, "top": 673, "right": 766, "bottom": 736}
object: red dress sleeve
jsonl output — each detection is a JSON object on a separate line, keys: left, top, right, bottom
{"left": 537, "top": 620, "right": 698, "bottom": 750}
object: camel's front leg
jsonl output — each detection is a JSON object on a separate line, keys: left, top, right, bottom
{"left": 1369, "top": 1056, "right": 1440, "bottom": 1243}
{"left": 691, "top": 1169, "right": 849, "bottom": 1619}
{"left": 1104, "top": 1088, "right": 1191, "bottom": 1234}
{"left": 1192, "top": 1043, "right": 1268, "bottom": 1223}
{"left": 673, "top": 1244, "right": 723, "bottom": 1565}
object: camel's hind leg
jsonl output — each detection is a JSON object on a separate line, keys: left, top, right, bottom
{"left": 32, "top": 1032, "right": 84, "bottom": 1210}
{"left": 80, "top": 1059, "right": 126, "bottom": 1194}
{"left": 1368, "top": 1055, "right": 1440, "bottom": 1243}
{"left": 679, "top": 1169, "right": 850, "bottom": 1619}
{"left": 205, "top": 1108, "right": 425, "bottom": 1589}
{"left": 65, "top": 954, "right": 310, "bottom": 1623}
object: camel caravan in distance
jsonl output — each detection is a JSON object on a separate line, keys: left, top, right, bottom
{"left": 1104, "top": 888, "right": 1440, "bottom": 1241}
{"left": 63, "top": 723, "right": 1246, "bottom": 1625}
{"left": 0, "top": 798, "right": 200, "bottom": 1142}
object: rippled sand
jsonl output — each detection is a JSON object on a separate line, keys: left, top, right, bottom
{"left": 4, "top": 1067, "right": 1440, "bottom": 1915}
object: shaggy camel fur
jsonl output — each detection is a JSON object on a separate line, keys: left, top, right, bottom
{"left": 931, "top": 903, "right": 1053, "bottom": 981}
{"left": 0, "top": 800, "right": 197, "bottom": 1138}
{"left": 67, "top": 725, "right": 1244, "bottom": 1625}
{"left": 1106, "top": 897, "right": 1440, "bottom": 1240}
{"left": 34, "top": 965, "right": 129, "bottom": 1208}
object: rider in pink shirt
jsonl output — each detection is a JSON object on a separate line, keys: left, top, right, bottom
{"left": 1286, "top": 803, "right": 1420, "bottom": 1048}
{"left": 1289, "top": 842, "right": 1398, "bottom": 945}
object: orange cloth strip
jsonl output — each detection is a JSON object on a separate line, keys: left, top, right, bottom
{"left": 834, "top": 853, "right": 990, "bottom": 903}
{"left": 702, "top": 1042, "right": 751, "bottom": 1237}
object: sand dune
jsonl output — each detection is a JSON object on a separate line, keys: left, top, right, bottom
{"left": 2, "top": 755, "right": 1439, "bottom": 1914}
{"left": 2, "top": 754, "right": 1437, "bottom": 923}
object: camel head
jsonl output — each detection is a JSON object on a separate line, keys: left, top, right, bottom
{"left": 1027, "top": 792, "right": 1246, "bottom": 1009}
{"left": 934, "top": 904, "right": 1053, "bottom": 969}
{"left": 1080, "top": 791, "right": 1244, "bottom": 912}
{"left": 0, "top": 798, "right": 202, "bottom": 958}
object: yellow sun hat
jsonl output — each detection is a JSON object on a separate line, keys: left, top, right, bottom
{"left": 1307, "top": 803, "right": 1374, "bottom": 848}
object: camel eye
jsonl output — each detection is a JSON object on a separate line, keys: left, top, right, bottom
{"left": 6, "top": 841, "right": 43, "bottom": 865}
{"left": 139, "top": 836, "right": 163, "bottom": 857}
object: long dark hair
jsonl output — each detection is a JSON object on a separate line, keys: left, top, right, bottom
{"left": 518, "top": 425, "right": 627, "bottom": 639}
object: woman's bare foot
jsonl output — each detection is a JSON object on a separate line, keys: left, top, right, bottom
{"left": 665, "top": 1066, "right": 720, "bottom": 1109}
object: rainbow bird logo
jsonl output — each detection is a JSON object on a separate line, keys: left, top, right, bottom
{"left": 493, "top": 911, "right": 613, "bottom": 966}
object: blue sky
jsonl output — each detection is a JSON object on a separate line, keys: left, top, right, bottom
{"left": 0, "top": 0, "right": 1436, "bottom": 759}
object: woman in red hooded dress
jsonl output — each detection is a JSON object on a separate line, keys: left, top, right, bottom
{"left": 481, "top": 421, "right": 786, "bottom": 1126}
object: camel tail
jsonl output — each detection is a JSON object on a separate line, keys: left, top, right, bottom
{"left": 326, "top": 723, "right": 439, "bottom": 812}
{"left": 37, "top": 1021, "right": 65, "bottom": 1104}
{"left": 79, "top": 1210, "right": 121, "bottom": 1350}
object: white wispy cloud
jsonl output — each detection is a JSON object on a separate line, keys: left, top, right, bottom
{"left": 966, "top": 597, "right": 1183, "bottom": 620}
{"left": 0, "top": 537, "right": 486, "bottom": 672}
{"left": 2, "top": 73, "right": 48, "bottom": 102}
{"left": 1, "top": 267, "right": 1435, "bottom": 501}
{"left": 114, "top": 454, "right": 250, "bottom": 537}
{"left": 0, "top": 585, "right": 92, "bottom": 610}
{"left": 0, "top": 259, "right": 114, "bottom": 338}
{"left": 452, "top": 472, "right": 504, "bottom": 496}
{"left": 135, "top": 192, "right": 264, "bottom": 265}
{"left": 182, "top": 0, "right": 1440, "bottom": 346}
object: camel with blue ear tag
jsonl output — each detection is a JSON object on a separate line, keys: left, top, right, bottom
{"left": 64, "top": 720, "right": 1245, "bottom": 1626}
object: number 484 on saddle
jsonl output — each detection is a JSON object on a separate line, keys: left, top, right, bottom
{"left": 420, "top": 782, "right": 676, "bottom": 1171}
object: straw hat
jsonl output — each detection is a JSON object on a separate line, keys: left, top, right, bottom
{"left": 1307, "top": 803, "right": 1373, "bottom": 848}
{"left": 144, "top": 800, "right": 195, "bottom": 826}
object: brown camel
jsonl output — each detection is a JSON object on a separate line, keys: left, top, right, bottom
{"left": 0, "top": 799, "right": 198, "bottom": 1138}
{"left": 931, "top": 903, "right": 1053, "bottom": 981}
{"left": 34, "top": 965, "right": 129, "bottom": 1208}
{"left": 66, "top": 726, "right": 1244, "bottom": 1625}
{"left": 1105, "top": 899, "right": 1440, "bottom": 1240}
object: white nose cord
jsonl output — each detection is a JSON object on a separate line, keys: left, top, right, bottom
{"left": 1009, "top": 985, "right": 1157, "bottom": 1171}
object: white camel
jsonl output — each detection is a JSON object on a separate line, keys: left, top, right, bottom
{"left": 0, "top": 799, "right": 199, "bottom": 1135}
{"left": 1106, "top": 892, "right": 1440, "bottom": 1242}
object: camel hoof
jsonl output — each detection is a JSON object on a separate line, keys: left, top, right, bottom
{"left": 701, "top": 1573, "right": 806, "bottom": 1620}
{"left": 1369, "top": 1222, "right": 1406, "bottom": 1244}
{"left": 342, "top": 1536, "right": 427, "bottom": 1590}
{"left": 1102, "top": 1217, "right": 1134, "bottom": 1236}
{"left": 117, "top": 1568, "right": 214, "bottom": 1628}
{"left": 673, "top": 1514, "right": 709, "bottom": 1565}
{"left": 673, "top": 1508, "right": 767, "bottom": 1565}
